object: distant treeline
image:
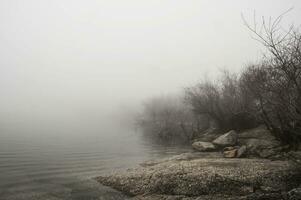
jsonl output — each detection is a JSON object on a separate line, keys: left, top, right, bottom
{"left": 136, "top": 15, "right": 301, "bottom": 147}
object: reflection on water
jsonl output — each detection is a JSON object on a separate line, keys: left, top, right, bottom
{"left": 0, "top": 123, "right": 191, "bottom": 200}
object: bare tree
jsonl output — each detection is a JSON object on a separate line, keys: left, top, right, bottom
{"left": 185, "top": 71, "right": 257, "bottom": 132}
{"left": 241, "top": 10, "right": 301, "bottom": 146}
{"left": 137, "top": 95, "right": 200, "bottom": 144}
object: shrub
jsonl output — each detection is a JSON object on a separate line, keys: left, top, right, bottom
{"left": 136, "top": 95, "right": 203, "bottom": 144}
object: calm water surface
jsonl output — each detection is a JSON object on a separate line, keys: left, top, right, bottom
{"left": 0, "top": 122, "right": 191, "bottom": 200}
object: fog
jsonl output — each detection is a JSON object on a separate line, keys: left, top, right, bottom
{"left": 1, "top": 0, "right": 301, "bottom": 135}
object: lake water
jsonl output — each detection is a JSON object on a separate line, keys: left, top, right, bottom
{"left": 0, "top": 121, "right": 191, "bottom": 200}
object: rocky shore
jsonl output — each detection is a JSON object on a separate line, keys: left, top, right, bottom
{"left": 96, "top": 126, "right": 301, "bottom": 200}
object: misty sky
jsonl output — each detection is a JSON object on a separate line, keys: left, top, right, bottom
{"left": 1, "top": 0, "right": 301, "bottom": 128}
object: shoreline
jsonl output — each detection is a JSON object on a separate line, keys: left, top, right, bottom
{"left": 95, "top": 152, "right": 301, "bottom": 200}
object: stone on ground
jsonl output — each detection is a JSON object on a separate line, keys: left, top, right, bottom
{"left": 238, "top": 126, "right": 282, "bottom": 158}
{"left": 213, "top": 130, "right": 238, "bottom": 146}
{"left": 192, "top": 141, "right": 216, "bottom": 152}
{"left": 236, "top": 145, "right": 247, "bottom": 158}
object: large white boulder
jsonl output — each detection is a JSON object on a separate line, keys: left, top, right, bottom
{"left": 192, "top": 141, "right": 216, "bottom": 152}
{"left": 212, "top": 130, "right": 238, "bottom": 146}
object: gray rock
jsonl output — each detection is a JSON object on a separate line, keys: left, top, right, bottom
{"left": 238, "top": 126, "right": 282, "bottom": 158}
{"left": 96, "top": 153, "right": 301, "bottom": 199}
{"left": 213, "top": 130, "right": 238, "bottom": 146}
{"left": 237, "top": 145, "right": 247, "bottom": 158}
{"left": 192, "top": 141, "right": 216, "bottom": 152}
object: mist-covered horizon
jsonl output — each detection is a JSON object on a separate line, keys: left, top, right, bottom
{"left": 1, "top": 1, "right": 301, "bottom": 199}
{"left": 1, "top": 0, "right": 301, "bottom": 133}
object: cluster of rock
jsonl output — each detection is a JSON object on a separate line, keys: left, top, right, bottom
{"left": 192, "top": 126, "right": 286, "bottom": 159}
{"left": 96, "top": 126, "right": 301, "bottom": 200}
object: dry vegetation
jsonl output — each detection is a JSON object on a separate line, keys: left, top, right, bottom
{"left": 137, "top": 14, "right": 301, "bottom": 147}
